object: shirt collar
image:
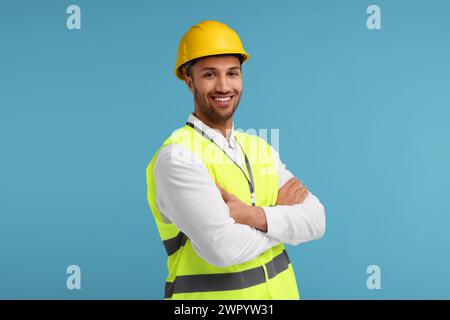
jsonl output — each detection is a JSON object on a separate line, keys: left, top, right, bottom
{"left": 187, "top": 113, "right": 236, "bottom": 149}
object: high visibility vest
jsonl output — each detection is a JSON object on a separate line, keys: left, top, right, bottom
{"left": 146, "top": 124, "right": 300, "bottom": 299}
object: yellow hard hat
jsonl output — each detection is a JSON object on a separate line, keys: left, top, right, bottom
{"left": 175, "top": 20, "right": 250, "bottom": 80}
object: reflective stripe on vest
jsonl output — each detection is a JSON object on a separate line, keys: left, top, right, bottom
{"left": 164, "top": 250, "right": 291, "bottom": 299}
{"left": 163, "top": 231, "right": 187, "bottom": 256}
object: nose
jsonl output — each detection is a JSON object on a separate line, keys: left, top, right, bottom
{"left": 215, "top": 73, "right": 231, "bottom": 93}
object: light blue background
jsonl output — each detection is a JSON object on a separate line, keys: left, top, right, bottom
{"left": 1, "top": 0, "right": 449, "bottom": 299}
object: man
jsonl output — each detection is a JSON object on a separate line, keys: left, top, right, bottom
{"left": 146, "top": 20, "right": 326, "bottom": 300}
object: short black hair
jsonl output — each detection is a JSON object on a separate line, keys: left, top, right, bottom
{"left": 182, "top": 54, "right": 244, "bottom": 78}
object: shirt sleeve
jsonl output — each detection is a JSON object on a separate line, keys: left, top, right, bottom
{"left": 262, "top": 147, "right": 326, "bottom": 245}
{"left": 153, "top": 143, "right": 280, "bottom": 268}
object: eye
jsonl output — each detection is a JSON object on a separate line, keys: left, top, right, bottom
{"left": 229, "top": 71, "right": 240, "bottom": 77}
{"left": 204, "top": 72, "right": 215, "bottom": 78}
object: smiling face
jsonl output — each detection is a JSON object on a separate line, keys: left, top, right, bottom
{"left": 184, "top": 55, "right": 243, "bottom": 129}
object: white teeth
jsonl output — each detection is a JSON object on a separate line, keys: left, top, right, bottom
{"left": 214, "top": 96, "right": 231, "bottom": 102}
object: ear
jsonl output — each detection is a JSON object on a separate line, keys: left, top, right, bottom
{"left": 185, "top": 75, "right": 194, "bottom": 94}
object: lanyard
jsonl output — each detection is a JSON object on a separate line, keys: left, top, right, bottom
{"left": 186, "top": 121, "right": 256, "bottom": 206}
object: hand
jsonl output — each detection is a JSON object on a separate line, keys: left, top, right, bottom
{"left": 217, "top": 184, "right": 267, "bottom": 231}
{"left": 275, "top": 177, "right": 309, "bottom": 206}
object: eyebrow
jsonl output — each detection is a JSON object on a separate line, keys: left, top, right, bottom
{"left": 200, "top": 66, "right": 241, "bottom": 71}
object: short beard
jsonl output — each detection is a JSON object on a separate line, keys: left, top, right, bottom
{"left": 193, "top": 82, "right": 241, "bottom": 124}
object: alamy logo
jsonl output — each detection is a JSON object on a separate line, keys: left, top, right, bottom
{"left": 367, "top": 5, "right": 382, "bottom": 30}
{"left": 66, "top": 265, "right": 81, "bottom": 290}
{"left": 366, "top": 265, "right": 381, "bottom": 290}
{"left": 66, "top": 5, "right": 81, "bottom": 30}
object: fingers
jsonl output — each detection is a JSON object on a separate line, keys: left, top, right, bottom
{"left": 290, "top": 180, "right": 303, "bottom": 195}
{"left": 285, "top": 178, "right": 303, "bottom": 194}
{"left": 216, "top": 183, "right": 229, "bottom": 201}
{"left": 217, "top": 183, "right": 237, "bottom": 202}
{"left": 298, "top": 187, "right": 309, "bottom": 203}
{"left": 293, "top": 181, "right": 307, "bottom": 198}
{"left": 282, "top": 177, "right": 298, "bottom": 190}
{"left": 298, "top": 188, "right": 309, "bottom": 203}
{"left": 281, "top": 177, "right": 302, "bottom": 193}
{"left": 293, "top": 187, "right": 303, "bottom": 199}
{"left": 294, "top": 185, "right": 309, "bottom": 204}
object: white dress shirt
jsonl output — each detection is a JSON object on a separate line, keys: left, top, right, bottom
{"left": 153, "top": 113, "right": 326, "bottom": 267}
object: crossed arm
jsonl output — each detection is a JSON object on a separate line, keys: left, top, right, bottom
{"left": 154, "top": 144, "right": 326, "bottom": 267}
{"left": 217, "top": 176, "right": 310, "bottom": 232}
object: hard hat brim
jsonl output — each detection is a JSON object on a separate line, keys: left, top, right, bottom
{"left": 175, "top": 51, "right": 250, "bottom": 81}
